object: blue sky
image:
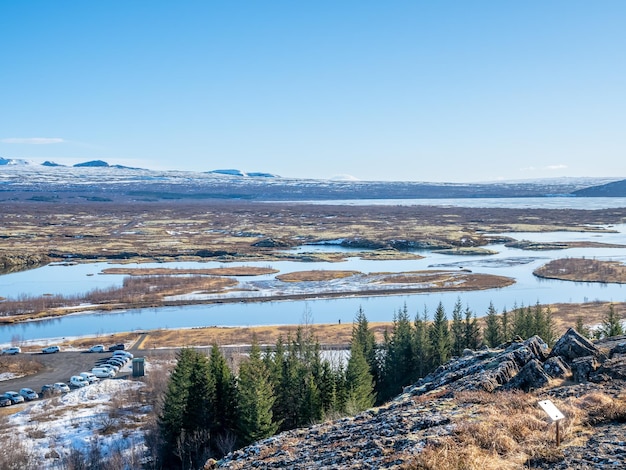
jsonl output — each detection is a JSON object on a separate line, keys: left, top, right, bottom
{"left": 1, "top": 1, "right": 625, "bottom": 182}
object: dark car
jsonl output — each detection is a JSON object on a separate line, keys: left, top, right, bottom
{"left": 108, "top": 343, "right": 125, "bottom": 351}
{"left": 0, "top": 396, "right": 11, "bottom": 407}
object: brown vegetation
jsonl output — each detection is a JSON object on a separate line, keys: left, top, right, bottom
{"left": 408, "top": 388, "right": 626, "bottom": 469}
{"left": 534, "top": 258, "right": 626, "bottom": 284}
{"left": 2, "top": 202, "right": 625, "bottom": 269}
{"left": 0, "top": 275, "right": 237, "bottom": 322}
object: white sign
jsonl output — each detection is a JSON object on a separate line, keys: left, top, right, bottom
{"left": 538, "top": 400, "right": 565, "bottom": 422}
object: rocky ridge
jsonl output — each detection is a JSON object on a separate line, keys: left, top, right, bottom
{"left": 210, "top": 329, "right": 626, "bottom": 469}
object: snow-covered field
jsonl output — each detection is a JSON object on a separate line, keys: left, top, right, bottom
{"left": 1, "top": 378, "right": 155, "bottom": 469}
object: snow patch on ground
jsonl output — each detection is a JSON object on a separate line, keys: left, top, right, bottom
{"left": 0, "top": 372, "right": 23, "bottom": 381}
{"left": 2, "top": 379, "right": 151, "bottom": 468}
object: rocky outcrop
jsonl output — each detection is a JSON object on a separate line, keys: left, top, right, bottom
{"left": 0, "top": 253, "right": 49, "bottom": 270}
{"left": 211, "top": 330, "right": 626, "bottom": 469}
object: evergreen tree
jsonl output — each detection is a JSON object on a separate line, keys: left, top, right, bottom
{"left": 159, "top": 348, "right": 213, "bottom": 469}
{"left": 500, "top": 307, "right": 510, "bottom": 342}
{"left": 542, "top": 306, "right": 557, "bottom": 346}
{"left": 352, "top": 306, "right": 379, "bottom": 385}
{"left": 600, "top": 304, "right": 624, "bottom": 338}
{"left": 450, "top": 297, "right": 465, "bottom": 356}
{"left": 413, "top": 307, "right": 431, "bottom": 379}
{"left": 236, "top": 340, "right": 279, "bottom": 446}
{"left": 159, "top": 349, "right": 192, "bottom": 465}
{"left": 484, "top": 302, "right": 501, "bottom": 347}
{"left": 463, "top": 305, "right": 481, "bottom": 350}
{"left": 379, "top": 304, "right": 415, "bottom": 402}
{"left": 575, "top": 316, "right": 591, "bottom": 338}
{"left": 345, "top": 345, "right": 375, "bottom": 413}
{"left": 429, "top": 301, "right": 451, "bottom": 368}
{"left": 209, "top": 344, "right": 238, "bottom": 455}
{"left": 318, "top": 359, "right": 340, "bottom": 417}
{"left": 512, "top": 303, "right": 530, "bottom": 339}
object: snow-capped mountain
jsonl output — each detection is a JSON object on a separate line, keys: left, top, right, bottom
{"left": 1, "top": 157, "right": 624, "bottom": 201}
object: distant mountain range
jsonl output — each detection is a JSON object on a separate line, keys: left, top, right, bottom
{"left": 1, "top": 156, "right": 626, "bottom": 201}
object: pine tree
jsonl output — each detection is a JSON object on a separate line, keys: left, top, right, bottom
{"left": 500, "top": 307, "right": 510, "bottom": 342}
{"left": 352, "top": 306, "right": 379, "bottom": 385}
{"left": 450, "top": 297, "right": 465, "bottom": 356}
{"left": 345, "top": 345, "right": 375, "bottom": 413}
{"left": 209, "top": 344, "right": 237, "bottom": 455}
{"left": 575, "top": 316, "right": 591, "bottom": 338}
{"left": 601, "top": 304, "right": 624, "bottom": 338}
{"left": 236, "top": 340, "right": 279, "bottom": 446}
{"left": 542, "top": 306, "right": 557, "bottom": 346}
{"left": 379, "top": 304, "right": 415, "bottom": 402}
{"left": 413, "top": 307, "right": 431, "bottom": 379}
{"left": 484, "top": 302, "right": 501, "bottom": 347}
{"left": 159, "top": 348, "right": 214, "bottom": 468}
{"left": 464, "top": 305, "right": 481, "bottom": 350}
{"left": 429, "top": 301, "right": 451, "bottom": 368}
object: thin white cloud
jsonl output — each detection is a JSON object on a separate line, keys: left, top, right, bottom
{"left": 546, "top": 164, "right": 567, "bottom": 170}
{"left": 1, "top": 137, "right": 65, "bottom": 144}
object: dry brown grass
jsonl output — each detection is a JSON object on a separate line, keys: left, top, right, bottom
{"left": 407, "top": 388, "right": 626, "bottom": 470}
{"left": 0, "top": 355, "right": 45, "bottom": 376}
{"left": 534, "top": 258, "right": 626, "bottom": 284}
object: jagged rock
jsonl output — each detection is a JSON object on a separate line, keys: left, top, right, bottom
{"left": 571, "top": 356, "right": 599, "bottom": 383}
{"left": 591, "top": 355, "right": 626, "bottom": 381}
{"left": 252, "top": 238, "right": 290, "bottom": 248}
{"left": 543, "top": 356, "right": 571, "bottom": 378}
{"left": 549, "top": 328, "right": 601, "bottom": 363}
{"left": 610, "top": 341, "right": 626, "bottom": 358}
{"left": 502, "top": 358, "right": 551, "bottom": 391}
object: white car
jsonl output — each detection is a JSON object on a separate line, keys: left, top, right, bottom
{"left": 1, "top": 347, "right": 21, "bottom": 355}
{"left": 113, "top": 350, "right": 134, "bottom": 360}
{"left": 91, "top": 367, "right": 115, "bottom": 378}
{"left": 19, "top": 388, "right": 38, "bottom": 401}
{"left": 70, "top": 376, "right": 88, "bottom": 388}
{"left": 42, "top": 345, "right": 60, "bottom": 354}
{"left": 79, "top": 372, "right": 99, "bottom": 384}
{"left": 53, "top": 382, "right": 70, "bottom": 393}
{"left": 88, "top": 344, "right": 105, "bottom": 353}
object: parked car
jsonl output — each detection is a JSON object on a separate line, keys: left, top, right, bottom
{"left": 113, "top": 350, "right": 134, "bottom": 359}
{"left": 19, "top": 388, "right": 38, "bottom": 401}
{"left": 107, "top": 358, "right": 126, "bottom": 368}
{"left": 88, "top": 344, "right": 105, "bottom": 353}
{"left": 53, "top": 382, "right": 70, "bottom": 393}
{"left": 108, "top": 343, "right": 125, "bottom": 351}
{"left": 70, "top": 376, "right": 88, "bottom": 388}
{"left": 41, "top": 384, "right": 55, "bottom": 396}
{"left": 108, "top": 355, "right": 127, "bottom": 364}
{"left": 42, "top": 345, "right": 60, "bottom": 354}
{"left": 2, "top": 391, "right": 25, "bottom": 404}
{"left": 0, "top": 396, "right": 11, "bottom": 407}
{"left": 91, "top": 367, "right": 115, "bottom": 378}
{"left": 100, "top": 363, "right": 119, "bottom": 372}
{"left": 1, "top": 346, "right": 21, "bottom": 355}
{"left": 79, "top": 372, "right": 99, "bottom": 384}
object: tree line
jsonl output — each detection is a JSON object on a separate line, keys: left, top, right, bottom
{"left": 157, "top": 299, "right": 623, "bottom": 469}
